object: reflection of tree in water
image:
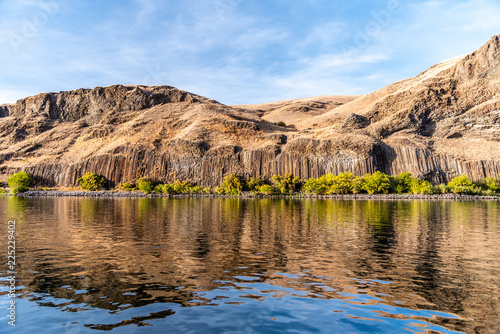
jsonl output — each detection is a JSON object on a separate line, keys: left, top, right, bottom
{"left": 3, "top": 197, "right": 499, "bottom": 333}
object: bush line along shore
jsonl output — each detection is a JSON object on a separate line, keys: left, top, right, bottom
{"left": 2, "top": 171, "right": 500, "bottom": 199}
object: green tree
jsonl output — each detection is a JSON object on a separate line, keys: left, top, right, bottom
{"left": 410, "top": 179, "right": 434, "bottom": 195}
{"left": 447, "top": 175, "right": 474, "bottom": 194}
{"left": 271, "top": 174, "right": 301, "bottom": 194}
{"left": 482, "top": 176, "right": 499, "bottom": 192}
{"left": 362, "top": 171, "right": 391, "bottom": 194}
{"left": 434, "top": 183, "right": 449, "bottom": 194}
{"left": 7, "top": 172, "right": 33, "bottom": 194}
{"left": 221, "top": 174, "right": 243, "bottom": 196}
{"left": 137, "top": 177, "right": 154, "bottom": 194}
{"left": 118, "top": 182, "right": 136, "bottom": 191}
{"left": 303, "top": 174, "right": 335, "bottom": 194}
{"left": 393, "top": 171, "right": 414, "bottom": 194}
{"left": 246, "top": 177, "right": 263, "bottom": 193}
{"left": 77, "top": 172, "right": 106, "bottom": 191}
{"left": 331, "top": 172, "right": 362, "bottom": 194}
{"left": 259, "top": 184, "right": 276, "bottom": 195}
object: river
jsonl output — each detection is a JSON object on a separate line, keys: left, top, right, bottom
{"left": 1, "top": 197, "right": 499, "bottom": 333}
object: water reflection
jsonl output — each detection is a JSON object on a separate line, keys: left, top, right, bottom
{"left": 0, "top": 197, "right": 499, "bottom": 333}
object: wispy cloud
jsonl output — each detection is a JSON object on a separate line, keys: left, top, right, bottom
{"left": 0, "top": 0, "right": 499, "bottom": 104}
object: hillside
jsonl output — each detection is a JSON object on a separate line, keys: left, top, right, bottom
{"left": 0, "top": 35, "right": 499, "bottom": 187}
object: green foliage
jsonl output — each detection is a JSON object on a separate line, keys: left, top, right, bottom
{"left": 481, "top": 177, "right": 499, "bottom": 192}
{"left": 277, "top": 121, "right": 286, "bottom": 127}
{"left": 434, "top": 183, "right": 449, "bottom": 194}
{"left": 221, "top": 174, "right": 243, "bottom": 196}
{"left": 0, "top": 189, "right": 7, "bottom": 194}
{"left": 119, "top": 182, "right": 136, "bottom": 191}
{"left": 330, "top": 172, "right": 363, "bottom": 194}
{"left": 246, "top": 177, "right": 263, "bottom": 193}
{"left": 451, "top": 185, "right": 481, "bottom": 195}
{"left": 303, "top": 174, "right": 335, "bottom": 194}
{"left": 7, "top": 172, "right": 33, "bottom": 193}
{"left": 393, "top": 172, "right": 414, "bottom": 194}
{"left": 172, "top": 181, "right": 193, "bottom": 194}
{"left": 259, "top": 184, "right": 276, "bottom": 195}
{"left": 77, "top": 172, "right": 106, "bottom": 191}
{"left": 214, "top": 186, "right": 224, "bottom": 195}
{"left": 271, "top": 174, "right": 301, "bottom": 194}
{"left": 137, "top": 177, "right": 154, "bottom": 194}
{"left": 448, "top": 174, "right": 472, "bottom": 188}
{"left": 481, "top": 189, "right": 498, "bottom": 196}
{"left": 447, "top": 175, "right": 474, "bottom": 194}
{"left": 410, "top": 179, "right": 434, "bottom": 195}
{"left": 362, "top": 171, "right": 391, "bottom": 194}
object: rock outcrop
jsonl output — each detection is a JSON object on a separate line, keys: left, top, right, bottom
{"left": 1, "top": 35, "right": 500, "bottom": 187}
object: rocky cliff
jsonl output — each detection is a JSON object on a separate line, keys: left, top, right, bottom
{"left": 1, "top": 35, "right": 499, "bottom": 187}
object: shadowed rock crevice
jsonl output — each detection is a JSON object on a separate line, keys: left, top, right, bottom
{"left": 1, "top": 35, "right": 500, "bottom": 186}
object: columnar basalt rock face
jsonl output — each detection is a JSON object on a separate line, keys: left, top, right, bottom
{"left": 1, "top": 36, "right": 500, "bottom": 187}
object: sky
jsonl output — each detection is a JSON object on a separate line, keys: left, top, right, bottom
{"left": 0, "top": 0, "right": 499, "bottom": 105}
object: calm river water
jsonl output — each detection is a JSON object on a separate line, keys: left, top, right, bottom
{"left": 0, "top": 197, "right": 499, "bottom": 333}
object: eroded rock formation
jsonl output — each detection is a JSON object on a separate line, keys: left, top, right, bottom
{"left": 1, "top": 35, "right": 500, "bottom": 187}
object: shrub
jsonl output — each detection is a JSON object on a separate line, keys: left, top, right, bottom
{"left": 7, "top": 171, "right": 33, "bottom": 194}
{"left": 481, "top": 189, "right": 497, "bottom": 196}
{"left": 451, "top": 185, "right": 481, "bottom": 195}
{"left": 214, "top": 186, "right": 224, "bottom": 195}
{"left": 259, "top": 184, "right": 276, "bottom": 195}
{"left": 188, "top": 186, "right": 203, "bottom": 194}
{"left": 448, "top": 174, "right": 472, "bottom": 188}
{"left": 447, "top": 175, "right": 474, "bottom": 194}
{"left": 303, "top": 174, "right": 334, "bottom": 195}
{"left": 77, "top": 172, "right": 106, "bottom": 191}
{"left": 434, "top": 183, "right": 449, "bottom": 194}
{"left": 482, "top": 177, "right": 499, "bottom": 192}
{"left": 271, "top": 174, "right": 301, "bottom": 194}
{"left": 330, "top": 172, "right": 363, "bottom": 194}
{"left": 410, "top": 179, "right": 434, "bottom": 195}
{"left": 0, "top": 189, "right": 7, "bottom": 194}
{"left": 362, "top": 171, "right": 391, "bottom": 194}
{"left": 171, "top": 180, "right": 193, "bottom": 194}
{"left": 246, "top": 177, "right": 263, "bottom": 193}
{"left": 221, "top": 174, "right": 243, "bottom": 196}
{"left": 137, "top": 177, "right": 154, "bottom": 194}
{"left": 277, "top": 121, "right": 286, "bottom": 127}
{"left": 393, "top": 172, "right": 414, "bottom": 194}
{"left": 153, "top": 181, "right": 204, "bottom": 195}
{"left": 119, "top": 182, "right": 136, "bottom": 191}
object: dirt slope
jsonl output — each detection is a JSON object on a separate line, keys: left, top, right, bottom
{"left": 1, "top": 35, "right": 499, "bottom": 187}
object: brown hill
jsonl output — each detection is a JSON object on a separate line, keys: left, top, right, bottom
{"left": 232, "top": 95, "right": 359, "bottom": 128}
{"left": 0, "top": 35, "right": 499, "bottom": 187}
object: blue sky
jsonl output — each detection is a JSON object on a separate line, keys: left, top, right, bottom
{"left": 1, "top": 0, "right": 499, "bottom": 105}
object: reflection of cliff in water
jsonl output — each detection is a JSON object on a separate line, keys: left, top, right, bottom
{"left": 1, "top": 197, "right": 499, "bottom": 332}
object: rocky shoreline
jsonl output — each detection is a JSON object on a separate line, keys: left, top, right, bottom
{"left": 8, "top": 190, "right": 500, "bottom": 200}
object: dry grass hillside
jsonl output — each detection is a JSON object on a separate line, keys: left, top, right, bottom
{"left": 0, "top": 35, "right": 499, "bottom": 186}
